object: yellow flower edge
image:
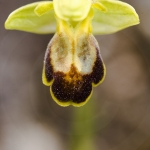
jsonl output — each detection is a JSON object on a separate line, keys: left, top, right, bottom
{"left": 50, "top": 86, "right": 93, "bottom": 107}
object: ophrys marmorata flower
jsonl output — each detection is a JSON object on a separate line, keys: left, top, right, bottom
{"left": 5, "top": 0, "right": 139, "bottom": 106}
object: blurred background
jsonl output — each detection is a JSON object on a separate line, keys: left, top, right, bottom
{"left": 0, "top": 0, "right": 150, "bottom": 150}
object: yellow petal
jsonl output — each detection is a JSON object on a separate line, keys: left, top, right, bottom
{"left": 34, "top": 1, "right": 53, "bottom": 16}
{"left": 92, "top": 2, "right": 107, "bottom": 12}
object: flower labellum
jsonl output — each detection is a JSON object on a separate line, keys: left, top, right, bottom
{"left": 4, "top": 0, "right": 140, "bottom": 107}
{"left": 42, "top": 10, "right": 106, "bottom": 106}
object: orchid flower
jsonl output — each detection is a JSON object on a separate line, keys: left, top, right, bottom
{"left": 5, "top": 0, "right": 139, "bottom": 107}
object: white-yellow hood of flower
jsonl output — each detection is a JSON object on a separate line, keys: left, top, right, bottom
{"left": 53, "top": 0, "right": 91, "bottom": 21}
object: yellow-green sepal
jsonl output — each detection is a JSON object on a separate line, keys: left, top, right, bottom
{"left": 5, "top": 2, "right": 56, "bottom": 34}
{"left": 34, "top": 1, "right": 53, "bottom": 16}
{"left": 92, "top": 0, "right": 140, "bottom": 35}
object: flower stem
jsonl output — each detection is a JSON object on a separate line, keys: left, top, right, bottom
{"left": 69, "top": 95, "right": 97, "bottom": 150}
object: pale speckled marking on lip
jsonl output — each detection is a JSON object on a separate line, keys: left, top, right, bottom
{"left": 50, "top": 32, "right": 73, "bottom": 73}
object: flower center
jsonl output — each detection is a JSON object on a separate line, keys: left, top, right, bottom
{"left": 53, "top": 0, "right": 92, "bottom": 22}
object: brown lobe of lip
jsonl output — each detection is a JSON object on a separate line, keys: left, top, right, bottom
{"left": 44, "top": 46, "right": 53, "bottom": 83}
{"left": 51, "top": 64, "right": 92, "bottom": 103}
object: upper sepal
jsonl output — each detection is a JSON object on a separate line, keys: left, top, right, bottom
{"left": 5, "top": 1, "right": 56, "bottom": 34}
{"left": 53, "top": 0, "right": 91, "bottom": 22}
{"left": 92, "top": 0, "right": 140, "bottom": 35}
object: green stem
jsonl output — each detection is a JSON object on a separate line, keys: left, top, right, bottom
{"left": 69, "top": 96, "right": 97, "bottom": 150}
